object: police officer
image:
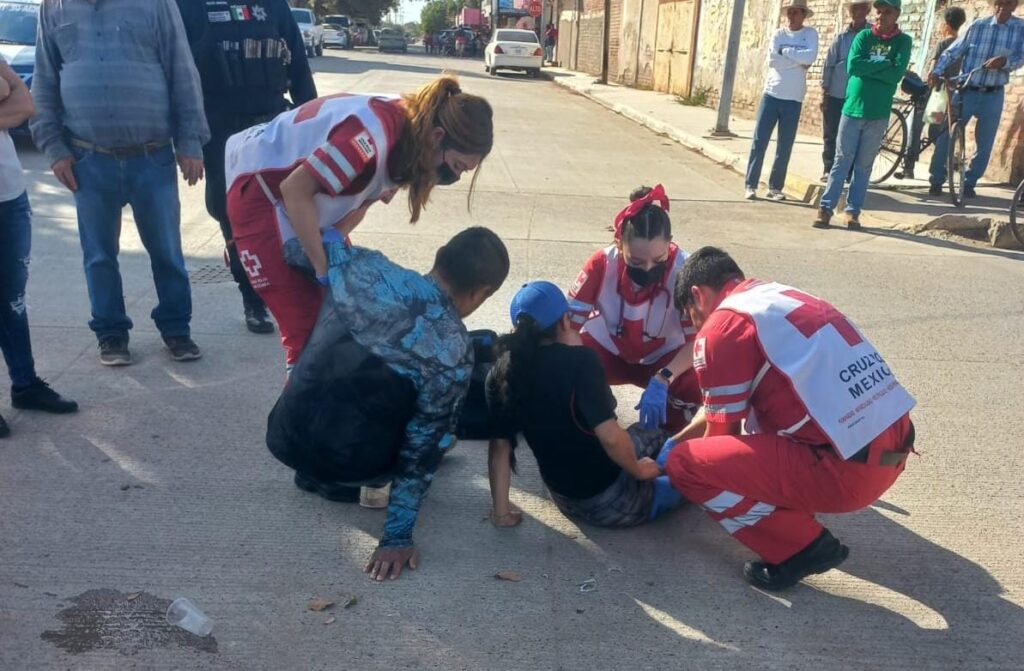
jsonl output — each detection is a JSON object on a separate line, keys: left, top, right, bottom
{"left": 176, "top": 0, "right": 317, "bottom": 333}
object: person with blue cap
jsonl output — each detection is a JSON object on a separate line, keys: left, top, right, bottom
{"left": 484, "top": 281, "right": 683, "bottom": 529}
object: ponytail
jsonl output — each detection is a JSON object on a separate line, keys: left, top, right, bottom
{"left": 394, "top": 75, "right": 494, "bottom": 223}
{"left": 488, "top": 316, "right": 558, "bottom": 425}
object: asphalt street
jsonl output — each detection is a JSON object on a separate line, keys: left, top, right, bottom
{"left": 1, "top": 47, "right": 1022, "bottom": 670}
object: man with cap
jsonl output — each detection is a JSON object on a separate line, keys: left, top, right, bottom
{"left": 819, "top": 0, "right": 872, "bottom": 182}
{"left": 928, "top": 0, "right": 1024, "bottom": 198}
{"left": 815, "top": 0, "right": 912, "bottom": 230}
{"left": 744, "top": 0, "right": 819, "bottom": 202}
{"left": 484, "top": 281, "right": 682, "bottom": 530}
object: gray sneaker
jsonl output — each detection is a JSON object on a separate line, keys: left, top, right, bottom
{"left": 766, "top": 190, "right": 787, "bottom": 202}
{"left": 164, "top": 336, "right": 202, "bottom": 362}
{"left": 98, "top": 336, "right": 132, "bottom": 366}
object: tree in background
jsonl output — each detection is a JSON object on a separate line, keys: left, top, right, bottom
{"left": 290, "top": 0, "right": 400, "bottom": 25}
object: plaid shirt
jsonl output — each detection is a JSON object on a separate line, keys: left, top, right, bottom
{"left": 933, "top": 15, "right": 1024, "bottom": 88}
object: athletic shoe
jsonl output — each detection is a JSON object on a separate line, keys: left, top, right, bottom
{"left": 766, "top": 190, "right": 787, "bottom": 202}
{"left": 928, "top": 184, "right": 944, "bottom": 196}
{"left": 164, "top": 336, "right": 202, "bottom": 362}
{"left": 845, "top": 213, "right": 862, "bottom": 231}
{"left": 98, "top": 336, "right": 132, "bottom": 367}
{"left": 744, "top": 188, "right": 757, "bottom": 200}
{"left": 294, "top": 472, "right": 360, "bottom": 502}
{"left": 812, "top": 208, "right": 833, "bottom": 229}
{"left": 743, "top": 529, "right": 850, "bottom": 591}
{"left": 11, "top": 378, "right": 78, "bottom": 414}
{"left": 244, "top": 305, "right": 275, "bottom": 334}
{"left": 0, "top": 412, "right": 9, "bottom": 438}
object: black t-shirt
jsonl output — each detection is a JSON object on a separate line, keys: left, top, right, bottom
{"left": 487, "top": 343, "right": 622, "bottom": 500}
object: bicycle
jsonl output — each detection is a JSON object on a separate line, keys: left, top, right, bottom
{"left": 871, "top": 67, "right": 984, "bottom": 208}
{"left": 1009, "top": 175, "right": 1024, "bottom": 247}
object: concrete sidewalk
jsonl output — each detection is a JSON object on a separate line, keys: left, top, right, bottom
{"left": 545, "top": 67, "right": 1018, "bottom": 239}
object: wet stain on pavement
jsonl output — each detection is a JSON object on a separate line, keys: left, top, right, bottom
{"left": 41, "top": 589, "right": 217, "bottom": 656}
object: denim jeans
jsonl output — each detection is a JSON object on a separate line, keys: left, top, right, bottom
{"left": 71, "top": 144, "right": 192, "bottom": 339}
{"left": 820, "top": 115, "right": 888, "bottom": 216}
{"left": 0, "top": 191, "right": 37, "bottom": 387}
{"left": 745, "top": 93, "right": 803, "bottom": 191}
{"left": 544, "top": 43, "right": 554, "bottom": 61}
{"left": 929, "top": 88, "right": 1005, "bottom": 188}
{"left": 821, "top": 95, "right": 845, "bottom": 174}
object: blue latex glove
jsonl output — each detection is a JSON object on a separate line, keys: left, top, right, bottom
{"left": 648, "top": 475, "right": 684, "bottom": 521}
{"left": 656, "top": 438, "right": 676, "bottom": 469}
{"left": 316, "top": 274, "right": 330, "bottom": 287}
{"left": 635, "top": 376, "right": 668, "bottom": 429}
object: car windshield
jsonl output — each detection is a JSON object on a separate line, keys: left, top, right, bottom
{"left": 0, "top": 2, "right": 38, "bottom": 46}
{"left": 381, "top": 29, "right": 400, "bottom": 36}
{"left": 496, "top": 30, "right": 538, "bottom": 44}
{"left": 290, "top": 9, "right": 313, "bottom": 24}
{"left": 325, "top": 15, "right": 350, "bottom": 27}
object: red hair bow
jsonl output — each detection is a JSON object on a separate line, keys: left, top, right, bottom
{"left": 613, "top": 184, "right": 670, "bottom": 240}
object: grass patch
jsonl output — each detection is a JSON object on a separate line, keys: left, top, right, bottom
{"left": 676, "top": 86, "right": 712, "bottom": 107}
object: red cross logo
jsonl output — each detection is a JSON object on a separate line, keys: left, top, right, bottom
{"left": 781, "top": 289, "right": 862, "bottom": 346}
{"left": 240, "top": 250, "right": 262, "bottom": 279}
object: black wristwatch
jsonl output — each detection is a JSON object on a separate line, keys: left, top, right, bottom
{"left": 658, "top": 367, "right": 673, "bottom": 382}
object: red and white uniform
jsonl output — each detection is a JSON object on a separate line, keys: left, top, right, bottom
{"left": 666, "top": 279, "right": 915, "bottom": 564}
{"left": 568, "top": 243, "right": 701, "bottom": 430}
{"left": 226, "top": 94, "right": 407, "bottom": 367}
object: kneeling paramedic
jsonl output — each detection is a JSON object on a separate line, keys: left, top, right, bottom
{"left": 266, "top": 227, "right": 510, "bottom": 581}
{"left": 660, "top": 247, "right": 916, "bottom": 590}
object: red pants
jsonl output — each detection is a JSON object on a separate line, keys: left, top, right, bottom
{"left": 665, "top": 414, "right": 912, "bottom": 564}
{"left": 582, "top": 334, "right": 702, "bottom": 432}
{"left": 227, "top": 177, "right": 324, "bottom": 366}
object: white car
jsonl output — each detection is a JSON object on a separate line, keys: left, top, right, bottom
{"left": 0, "top": 0, "right": 40, "bottom": 137}
{"left": 323, "top": 24, "right": 350, "bottom": 49}
{"left": 485, "top": 29, "right": 542, "bottom": 78}
{"left": 291, "top": 7, "right": 324, "bottom": 58}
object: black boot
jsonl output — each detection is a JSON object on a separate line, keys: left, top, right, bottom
{"left": 11, "top": 378, "right": 79, "bottom": 414}
{"left": 0, "top": 412, "right": 9, "bottom": 438}
{"left": 294, "top": 472, "right": 360, "bottom": 502}
{"left": 245, "top": 303, "right": 275, "bottom": 334}
{"left": 743, "top": 529, "right": 849, "bottom": 591}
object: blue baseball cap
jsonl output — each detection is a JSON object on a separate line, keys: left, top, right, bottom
{"left": 509, "top": 281, "right": 569, "bottom": 329}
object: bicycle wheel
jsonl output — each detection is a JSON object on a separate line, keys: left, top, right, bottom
{"left": 870, "top": 107, "right": 907, "bottom": 184}
{"left": 948, "top": 121, "right": 967, "bottom": 207}
{"left": 1009, "top": 178, "right": 1024, "bottom": 248}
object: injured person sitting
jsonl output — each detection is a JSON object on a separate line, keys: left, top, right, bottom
{"left": 266, "top": 227, "right": 509, "bottom": 581}
{"left": 484, "top": 281, "right": 684, "bottom": 529}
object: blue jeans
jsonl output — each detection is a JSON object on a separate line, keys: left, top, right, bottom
{"left": 820, "top": 115, "right": 888, "bottom": 216}
{"left": 929, "top": 88, "right": 1005, "bottom": 188}
{"left": 0, "top": 192, "right": 37, "bottom": 387}
{"left": 544, "top": 43, "right": 554, "bottom": 61}
{"left": 745, "top": 94, "right": 803, "bottom": 191}
{"left": 71, "top": 144, "right": 192, "bottom": 340}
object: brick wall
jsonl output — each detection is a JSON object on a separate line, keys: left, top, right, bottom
{"left": 609, "top": 0, "right": 622, "bottom": 81}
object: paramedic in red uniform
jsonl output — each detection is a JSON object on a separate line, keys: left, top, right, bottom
{"left": 568, "top": 185, "right": 701, "bottom": 432}
{"left": 661, "top": 247, "right": 916, "bottom": 590}
{"left": 225, "top": 75, "right": 494, "bottom": 369}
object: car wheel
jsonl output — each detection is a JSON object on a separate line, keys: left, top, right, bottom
{"left": 531, "top": 68, "right": 540, "bottom": 78}
{"left": 315, "top": 40, "right": 324, "bottom": 57}
{"left": 306, "top": 46, "right": 315, "bottom": 58}
{"left": 484, "top": 64, "right": 489, "bottom": 73}
{"left": 489, "top": 66, "right": 497, "bottom": 76}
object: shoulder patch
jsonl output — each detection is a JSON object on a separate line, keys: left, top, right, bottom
{"left": 569, "top": 270, "right": 588, "bottom": 297}
{"left": 693, "top": 336, "right": 707, "bottom": 370}
{"left": 352, "top": 131, "right": 376, "bottom": 162}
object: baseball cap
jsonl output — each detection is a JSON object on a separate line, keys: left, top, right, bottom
{"left": 509, "top": 281, "right": 569, "bottom": 329}
{"left": 874, "top": 0, "right": 901, "bottom": 9}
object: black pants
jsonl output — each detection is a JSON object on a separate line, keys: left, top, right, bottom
{"left": 821, "top": 95, "right": 845, "bottom": 175}
{"left": 202, "top": 119, "right": 267, "bottom": 311}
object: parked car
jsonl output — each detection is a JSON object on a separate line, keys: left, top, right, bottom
{"left": 377, "top": 27, "right": 407, "bottom": 53}
{"left": 0, "top": 0, "right": 39, "bottom": 136}
{"left": 324, "top": 14, "right": 353, "bottom": 49}
{"left": 290, "top": 7, "right": 324, "bottom": 57}
{"left": 323, "top": 24, "right": 350, "bottom": 49}
{"left": 485, "top": 29, "right": 542, "bottom": 77}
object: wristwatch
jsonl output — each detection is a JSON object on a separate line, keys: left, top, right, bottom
{"left": 658, "top": 367, "right": 673, "bottom": 382}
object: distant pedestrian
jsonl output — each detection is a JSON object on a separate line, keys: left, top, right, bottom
{"left": 455, "top": 30, "right": 467, "bottom": 57}
{"left": 176, "top": 0, "right": 317, "bottom": 335}
{"left": 0, "top": 55, "right": 78, "bottom": 438}
{"left": 544, "top": 23, "right": 559, "bottom": 63}
{"left": 928, "top": 0, "right": 1024, "bottom": 199}
{"left": 819, "top": 0, "right": 872, "bottom": 182}
{"left": 922, "top": 6, "right": 967, "bottom": 192}
{"left": 815, "top": 0, "right": 912, "bottom": 230}
{"left": 744, "top": 0, "right": 819, "bottom": 202}
{"left": 30, "top": 0, "right": 211, "bottom": 366}
{"left": 424, "top": 32, "right": 434, "bottom": 54}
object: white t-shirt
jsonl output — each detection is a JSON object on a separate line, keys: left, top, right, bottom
{"left": 0, "top": 55, "right": 25, "bottom": 202}
{"left": 764, "top": 27, "right": 820, "bottom": 103}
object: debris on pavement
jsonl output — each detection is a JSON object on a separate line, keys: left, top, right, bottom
{"left": 126, "top": 592, "right": 141, "bottom": 601}
{"left": 578, "top": 578, "right": 597, "bottom": 593}
{"left": 494, "top": 571, "right": 522, "bottom": 582}
{"left": 308, "top": 598, "right": 334, "bottom": 612}
{"left": 119, "top": 484, "right": 131, "bottom": 491}
{"left": 323, "top": 616, "right": 336, "bottom": 625}
{"left": 343, "top": 596, "right": 358, "bottom": 609}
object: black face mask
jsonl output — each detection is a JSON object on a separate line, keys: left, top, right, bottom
{"left": 627, "top": 262, "right": 666, "bottom": 288}
{"left": 436, "top": 150, "right": 461, "bottom": 186}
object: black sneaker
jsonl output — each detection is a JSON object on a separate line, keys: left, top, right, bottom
{"left": 244, "top": 305, "right": 275, "bottom": 334}
{"left": 743, "top": 529, "right": 850, "bottom": 591}
{"left": 928, "top": 184, "right": 944, "bottom": 196}
{"left": 164, "top": 336, "right": 202, "bottom": 362}
{"left": 0, "top": 412, "right": 9, "bottom": 438}
{"left": 11, "top": 378, "right": 79, "bottom": 414}
{"left": 964, "top": 186, "right": 978, "bottom": 199}
{"left": 294, "top": 472, "right": 360, "bottom": 503}
{"left": 98, "top": 336, "right": 132, "bottom": 366}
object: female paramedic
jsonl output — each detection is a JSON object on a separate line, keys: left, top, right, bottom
{"left": 567, "top": 185, "right": 701, "bottom": 432}
{"left": 225, "top": 75, "right": 494, "bottom": 368}
{"left": 484, "top": 281, "right": 683, "bottom": 529}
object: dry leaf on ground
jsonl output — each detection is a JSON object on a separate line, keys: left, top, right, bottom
{"left": 343, "top": 596, "right": 358, "bottom": 609}
{"left": 494, "top": 571, "right": 522, "bottom": 582}
{"left": 323, "top": 616, "right": 336, "bottom": 625}
{"left": 126, "top": 592, "right": 141, "bottom": 601}
{"left": 308, "top": 598, "right": 334, "bottom": 612}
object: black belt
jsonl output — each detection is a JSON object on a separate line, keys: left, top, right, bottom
{"left": 846, "top": 420, "right": 915, "bottom": 466}
{"left": 964, "top": 85, "right": 1003, "bottom": 93}
{"left": 70, "top": 138, "right": 171, "bottom": 160}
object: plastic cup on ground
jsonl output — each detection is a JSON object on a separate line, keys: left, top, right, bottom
{"left": 359, "top": 483, "right": 391, "bottom": 509}
{"left": 166, "top": 597, "right": 214, "bottom": 636}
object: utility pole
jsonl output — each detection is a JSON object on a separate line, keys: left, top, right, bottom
{"left": 711, "top": 0, "right": 746, "bottom": 136}
{"left": 598, "top": 0, "right": 611, "bottom": 84}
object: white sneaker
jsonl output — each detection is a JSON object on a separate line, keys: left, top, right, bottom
{"left": 744, "top": 188, "right": 757, "bottom": 200}
{"left": 766, "top": 190, "right": 787, "bottom": 202}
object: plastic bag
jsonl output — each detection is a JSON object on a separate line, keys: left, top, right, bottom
{"left": 925, "top": 87, "right": 948, "bottom": 125}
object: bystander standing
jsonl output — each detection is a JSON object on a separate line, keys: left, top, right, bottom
{"left": 544, "top": 23, "right": 558, "bottom": 64}
{"left": 819, "top": 0, "right": 872, "bottom": 182}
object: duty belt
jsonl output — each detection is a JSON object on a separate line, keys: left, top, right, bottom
{"left": 70, "top": 138, "right": 171, "bottom": 160}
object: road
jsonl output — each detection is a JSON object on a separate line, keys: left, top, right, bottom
{"left": 2, "top": 47, "right": 1022, "bottom": 670}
